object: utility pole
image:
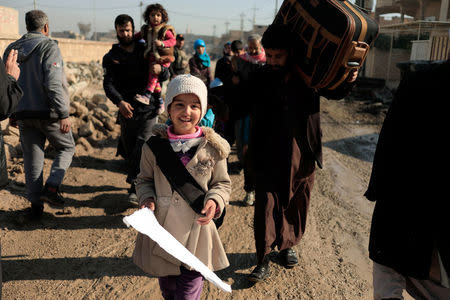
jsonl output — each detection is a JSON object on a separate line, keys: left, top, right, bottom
{"left": 225, "top": 21, "right": 230, "bottom": 35}
{"left": 251, "top": 4, "right": 259, "bottom": 32}
{"left": 140, "top": 1, "right": 143, "bottom": 27}
{"left": 34, "top": 0, "right": 36, "bottom": 9}
{"left": 274, "top": 0, "right": 279, "bottom": 19}
{"left": 93, "top": 0, "right": 97, "bottom": 41}
{"left": 213, "top": 25, "right": 216, "bottom": 37}
{"left": 240, "top": 13, "right": 245, "bottom": 41}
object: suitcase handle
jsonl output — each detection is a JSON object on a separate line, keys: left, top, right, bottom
{"left": 344, "top": 41, "right": 369, "bottom": 68}
{"left": 328, "top": 41, "right": 370, "bottom": 90}
{"left": 347, "top": 61, "right": 360, "bottom": 67}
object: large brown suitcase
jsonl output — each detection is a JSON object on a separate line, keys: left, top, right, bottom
{"left": 274, "top": 0, "right": 379, "bottom": 89}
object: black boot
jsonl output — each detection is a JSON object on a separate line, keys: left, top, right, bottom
{"left": 279, "top": 248, "right": 298, "bottom": 268}
{"left": 40, "top": 183, "right": 64, "bottom": 207}
{"left": 16, "top": 203, "right": 43, "bottom": 225}
{"left": 248, "top": 256, "right": 270, "bottom": 282}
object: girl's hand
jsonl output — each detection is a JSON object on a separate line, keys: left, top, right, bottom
{"left": 150, "top": 63, "right": 162, "bottom": 75}
{"left": 140, "top": 197, "right": 155, "bottom": 211}
{"left": 155, "top": 39, "right": 163, "bottom": 47}
{"left": 197, "top": 199, "right": 217, "bottom": 225}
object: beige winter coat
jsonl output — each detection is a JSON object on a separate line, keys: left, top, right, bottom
{"left": 133, "top": 124, "right": 231, "bottom": 277}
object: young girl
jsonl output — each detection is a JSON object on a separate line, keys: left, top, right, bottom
{"left": 133, "top": 74, "right": 231, "bottom": 300}
{"left": 135, "top": 3, "right": 176, "bottom": 112}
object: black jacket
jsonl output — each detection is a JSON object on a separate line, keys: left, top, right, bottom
{"left": 102, "top": 42, "right": 169, "bottom": 117}
{"left": 365, "top": 60, "right": 450, "bottom": 279}
{"left": 1, "top": 56, "right": 23, "bottom": 187}
{"left": 214, "top": 55, "right": 232, "bottom": 83}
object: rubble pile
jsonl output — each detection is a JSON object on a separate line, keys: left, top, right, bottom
{"left": 1, "top": 62, "right": 119, "bottom": 178}
{"left": 69, "top": 93, "right": 120, "bottom": 154}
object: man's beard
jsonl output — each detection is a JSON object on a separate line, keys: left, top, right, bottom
{"left": 267, "top": 64, "right": 287, "bottom": 73}
{"left": 117, "top": 34, "right": 133, "bottom": 46}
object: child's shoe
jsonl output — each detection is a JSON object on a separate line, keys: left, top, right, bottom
{"left": 134, "top": 91, "right": 152, "bottom": 105}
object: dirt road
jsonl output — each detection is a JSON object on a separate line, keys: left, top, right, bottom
{"left": 1, "top": 95, "right": 408, "bottom": 299}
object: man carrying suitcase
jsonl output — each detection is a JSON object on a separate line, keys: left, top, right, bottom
{"left": 246, "top": 24, "right": 358, "bottom": 282}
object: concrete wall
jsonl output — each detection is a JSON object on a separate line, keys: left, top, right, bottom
{"left": 55, "top": 38, "right": 113, "bottom": 63}
{"left": 0, "top": 6, "right": 18, "bottom": 37}
{"left": 0, "top": 36, "right": 113, "bottom": 63}
{"left": 365, "top": 47, "right": 411, "bottom": 89}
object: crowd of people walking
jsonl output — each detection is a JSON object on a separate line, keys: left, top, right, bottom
{"left": 1, "top": 3, "right": 449, "bottom": 300}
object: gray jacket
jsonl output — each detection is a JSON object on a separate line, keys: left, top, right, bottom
{"left": 3, "top": 32, "right": 69, "bottom": 120}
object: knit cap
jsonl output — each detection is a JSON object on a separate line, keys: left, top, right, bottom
{"left": 165, "top": 74, "right": 208, "bottom": 120}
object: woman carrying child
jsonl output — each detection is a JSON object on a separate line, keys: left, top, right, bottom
{"left": 133, "top": 74, "right": 231, "bottom": 300}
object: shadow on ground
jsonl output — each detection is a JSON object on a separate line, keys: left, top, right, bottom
{"left": 0, "top": 206, "right": 131, "bottom": 231}
{"left": 323, "top": 133, "right": 379, "bottom": 162}
{"left": 70, "top": 155, "right": 127, "bottom": 174}
{"left": 216, "top": 252, "right": 257, "bottom": 290}
{"left": 1, "top": 256, "right": 147, "bottom": 281}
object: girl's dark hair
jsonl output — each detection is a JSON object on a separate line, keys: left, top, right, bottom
{"left": 143, "top": 3, "right": 169, "bottom": 24}
{"left": 114, "top": 14, "right": 135, "bottom": 31}
{"left": 261, "top": 24, "right": 293, "bottom": 50}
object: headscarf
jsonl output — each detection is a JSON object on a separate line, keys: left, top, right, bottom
{"left": 193, "top": 39, "right": 211, "bottom": 68}
{"left": 241, "top": 47, "right": 266, "bottom": 65}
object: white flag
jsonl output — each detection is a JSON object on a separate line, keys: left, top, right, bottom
{"left": 123, "top": 208, "right": 232, "bottom": 293}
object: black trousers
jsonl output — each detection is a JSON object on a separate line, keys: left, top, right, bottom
{"left": 118, "top": 112, "right": 158, "bottom": 184}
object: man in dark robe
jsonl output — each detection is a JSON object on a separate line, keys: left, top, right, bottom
{"left": 365, "top": 59, "right": 450, "bottom": 299}
{"left": 247, "top": 24, "right": 357, "bottom": 282}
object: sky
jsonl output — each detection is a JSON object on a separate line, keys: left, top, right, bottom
{"left": 1, "top": 0, "right": 285, "bottom": 37}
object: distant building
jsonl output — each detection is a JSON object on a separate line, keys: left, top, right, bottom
{"left": 376, "top": 0, "right": 449, "bottom": 21}
{"left": 52, "top": 30, "right": 85, "bottom": 40}
{"left": 90, "top": 30, "right": 116, "bottom": 42}
{"left": 212, "top": 24, "right": 269, "bottom": 58}
{"left": 364, "top": 0, "right": 450, "bottom": 89}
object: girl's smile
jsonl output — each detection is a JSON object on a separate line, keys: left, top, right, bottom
{"left": 169, "top": 93, "right": 202, "bottom": 135}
